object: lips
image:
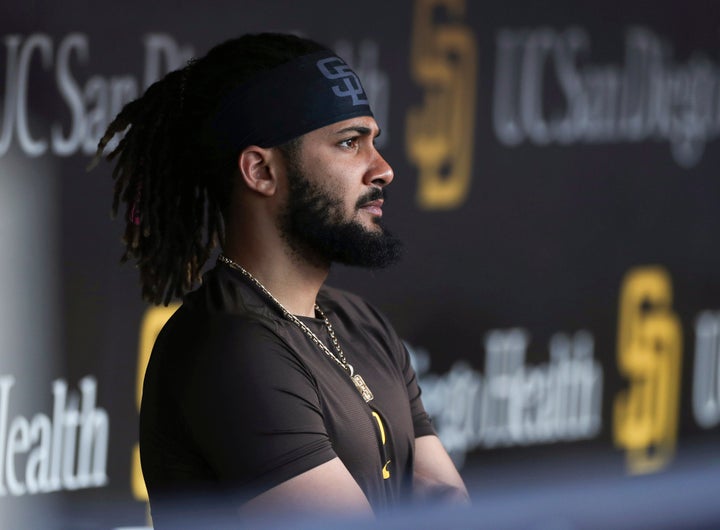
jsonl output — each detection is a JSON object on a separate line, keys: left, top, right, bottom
{"left": 359, "top": 199, "right": 384, "bottom": 216}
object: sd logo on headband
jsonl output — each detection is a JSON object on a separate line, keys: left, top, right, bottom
{"left": 316, "top": 57, "right": 369, "bottom": 106}
{"left": 213, "top": 50, "right": 373, "bottom": 149}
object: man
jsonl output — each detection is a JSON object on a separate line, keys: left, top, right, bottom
{"left": 97, "top": 32, "right": 467, "bottom": 525}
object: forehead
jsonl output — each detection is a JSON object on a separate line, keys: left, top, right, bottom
{"left": 304, "top": 116, "right": 380, "bottom": 140}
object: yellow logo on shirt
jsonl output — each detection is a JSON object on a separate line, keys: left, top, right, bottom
{"left": 372, "top": 411, "right": 392, "bottom": 480}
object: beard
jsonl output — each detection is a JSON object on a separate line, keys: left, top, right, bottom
{"left": 278, "top": 165, "right": 403, "bottom": 269}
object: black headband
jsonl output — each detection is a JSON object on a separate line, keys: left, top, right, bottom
{"left": 211, "top": 50, "right": 374, "bottom": 150}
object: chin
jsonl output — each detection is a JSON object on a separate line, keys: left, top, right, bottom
{"left": 351, "top": 217, "right": 380, "bottom": 232}
{"left": 366, "top": 221, "right": 384, "bottom": 234}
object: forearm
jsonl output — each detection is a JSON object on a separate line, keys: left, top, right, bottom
{"left": 414, "top": 473, "right": 470, "bottom": 504}
{"left": 413, "top": 435, "right": 470, "bottom": 505}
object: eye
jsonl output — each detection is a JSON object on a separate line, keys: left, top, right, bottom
{"left": 338, "top": 137, "right": 359, "bottom": 150}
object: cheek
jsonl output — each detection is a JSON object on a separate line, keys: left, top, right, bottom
{"left": 320, "top": 172, "right": 355, "bottom": 209}
{"left": 331, "top": 184, "right": 355, "bottom": 214}
{"left": 301, "top": 154, "right": 359, "bottom": 211}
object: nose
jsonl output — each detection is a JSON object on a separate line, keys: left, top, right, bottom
{"left": 365, "top": 148, "right": 394, "bottom": 188}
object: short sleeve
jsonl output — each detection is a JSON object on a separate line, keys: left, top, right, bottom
{"left": 343, "top": 292, "right": 436, "bottom": 440}
{"left": 399, "top": 341, "right": 436, "bottom": 439}
{"left": 182, "top": 315, "right": 337, "bottom": 493}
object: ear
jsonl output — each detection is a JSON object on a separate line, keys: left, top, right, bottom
{"left": 237, "top": 146, "right": 279, "bottom": 197}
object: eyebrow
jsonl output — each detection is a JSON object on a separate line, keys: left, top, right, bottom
{"left": 333, "top": 125, "right": 382, "bottom": 138}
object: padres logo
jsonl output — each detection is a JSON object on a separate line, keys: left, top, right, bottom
{"left": 316, "top": 57, "right": 369, "bottom": 106}
{"left": 613, "top": 267, "right": 682, "bottom": 474}
{"left": 406, "top": 0, "right": 478, "bottom": 210}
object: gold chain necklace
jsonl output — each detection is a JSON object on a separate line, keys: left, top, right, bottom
{"left": 218, "top": 254, "right": 374, "bottom": 402}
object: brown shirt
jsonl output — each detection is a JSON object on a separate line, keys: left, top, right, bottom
{"left": 140, "top": 262, "right": 434, "bottom": 523}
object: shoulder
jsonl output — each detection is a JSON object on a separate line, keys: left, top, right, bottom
{"left": 318, "top": 285, "right": 391, "bottom": 328}
{"left": 150, "top": 262, "right": 292, "bottom": 364}
{"left": 318, "top": 285, "right": 407, "bottom": 362}
{"left": 148, "top": 303, "right": 316, "bottom": 405}
{"left": 155, "top": 302, "right": 282, "bottom": 354}
{"left": 166, "top": 305, "right": 304, "bottom": 367}
{"left": 147, "top": 306, "right": 322, "bottom": 435}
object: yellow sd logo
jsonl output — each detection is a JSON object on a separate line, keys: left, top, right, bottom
{"left": 406, "top": 0, "right": 477, "bottom": 210}
{"left": 613, "top": 267, "right": 682, "bottom": 474}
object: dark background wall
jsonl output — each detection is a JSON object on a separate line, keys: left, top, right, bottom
{"left": 1, "top": 1, "right": 719, "bottom": 528}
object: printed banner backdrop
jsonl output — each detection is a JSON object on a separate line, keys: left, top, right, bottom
{"left": 2, "top": 0, "right": 720, "bottom": 527}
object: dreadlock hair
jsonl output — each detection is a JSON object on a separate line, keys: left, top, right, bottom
{"left": 94, "top": 33, "right": 327, "bottom": 305}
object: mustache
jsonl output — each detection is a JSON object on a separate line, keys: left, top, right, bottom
{"left": 355, "top": 187, "right": 385, "bottom": 208}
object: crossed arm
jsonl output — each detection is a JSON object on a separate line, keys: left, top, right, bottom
{"left": 241, "top": 434, "right": 469, "bottom": 516}
{"left": 412, "top": 434, "right": 470, "bottom": 504}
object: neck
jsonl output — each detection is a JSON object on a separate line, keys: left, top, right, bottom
{"left": 224, "top": 188, "right": 331, "bottom": 317}
{"left": 222, "top": 246, "right": 329, "bottom": 318}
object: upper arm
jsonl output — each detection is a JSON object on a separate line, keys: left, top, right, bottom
{"left": 413, "top": 435, "right": 470, "bottom": 504}
{"left": 145, "top": 315, "right": 374, "bottom": 518}
{"left": 240, "top": 457, "right": 373, "bottom": 517}
{"left": 183, "top": 318, "right": 338, "bottom": 493}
